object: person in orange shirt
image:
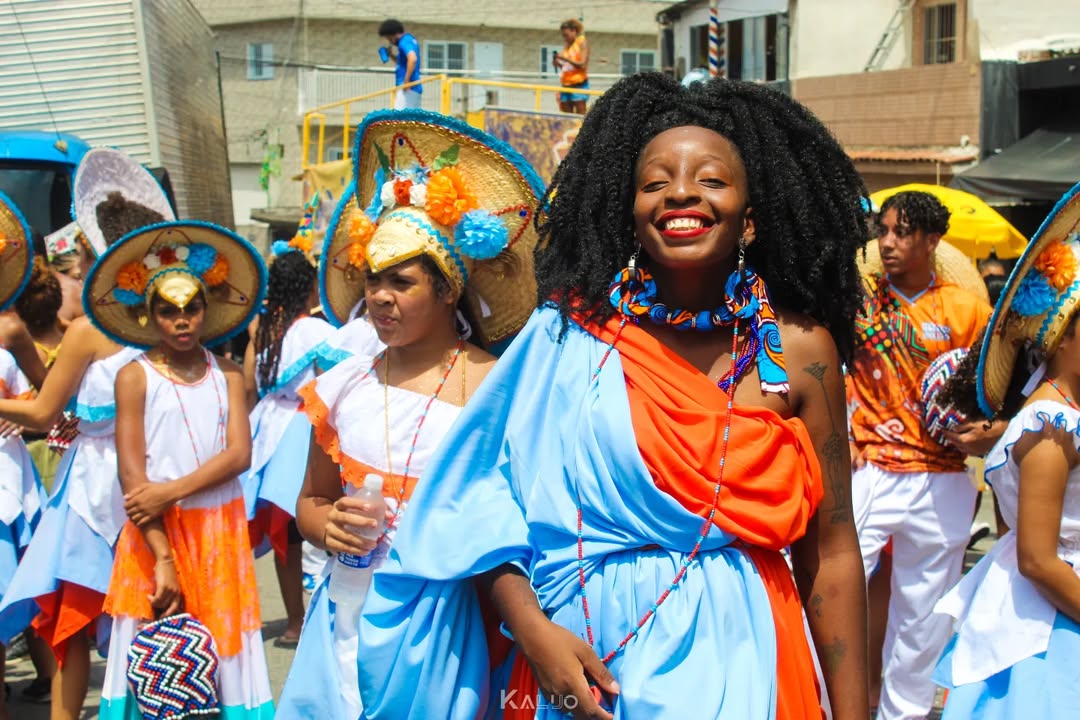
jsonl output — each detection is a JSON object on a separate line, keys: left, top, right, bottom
{"left": 554, "top": 19, "right": 589, "bottom": 114}
{"left": 848, "top": 190, "right": 1001, "bottom": 720}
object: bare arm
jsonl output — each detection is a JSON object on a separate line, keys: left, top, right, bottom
{"left": 123, "top": 358, "right": 253, "bottom": 526}
{"left": 789, "top": 328, "right": 869, "bottom": 720}
{"left": 114, "top": 360, "right": 182, "bottom": 614}
{"left": 295, "top": 429, "right": 379, "bottom": 557}
{"left": 481, "top": 564, "right": 618, "bottom": 720}
{"left": 1014, "top": 427, "right": 1080, "bottom": 623}
{"left": 243, "top": 317, "right": 259, "bottom": 413}
{"left": 0, "top": 313, "right": 47, "bottom": 390}
{"left": 0, "top": 317, "right": 104, "bottom": 430}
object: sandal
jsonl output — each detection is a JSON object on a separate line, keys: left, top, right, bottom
{"left": 273, "top": 635, "right": 300, "bottom": 649}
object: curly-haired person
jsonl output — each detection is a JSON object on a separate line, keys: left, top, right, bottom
{"left": 847, "top": 190, "right": 1001, "bottom": 720}
{"left": 356, "top": 73, "right": 870, "bottom": 720}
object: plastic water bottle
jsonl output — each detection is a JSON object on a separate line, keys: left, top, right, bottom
{"left": 327, "top": 473, "right": 385, "bottom": 604}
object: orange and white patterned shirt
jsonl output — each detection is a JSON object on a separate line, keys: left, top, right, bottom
{"left": 848, "top": 275, "right": 991, "bottom": 473}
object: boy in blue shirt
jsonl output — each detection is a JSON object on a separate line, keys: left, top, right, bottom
{"left": 379, "top": 19, "right": 422, "bottom": 109}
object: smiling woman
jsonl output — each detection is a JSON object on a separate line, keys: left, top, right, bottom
{"left": 353, "top": 74, "right": 873, "bottom": 720}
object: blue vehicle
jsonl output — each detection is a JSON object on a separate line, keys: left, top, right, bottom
{"left": 0, "top": 131, "right": 90, "bottom": 241}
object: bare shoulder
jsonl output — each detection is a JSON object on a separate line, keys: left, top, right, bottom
{"left": 464, "top": 343, "right": 498, "bottom": 384}
{"left": 116, "top": 359, "right": 147, "bottom": 391}
{"left": 0, "top": 312, "right": 26, "bottom": 343}
{"left": 66, "top": 316, "right": 120, "bottom": 359}
{"left": 776, "top": 310, "right": 841, "bottom": 369}
{"left": 215, "top": 354, "right": 244, "bottom": 378}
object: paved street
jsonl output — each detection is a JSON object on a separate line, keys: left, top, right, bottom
{"left": 5, "top": 552, "right": 296, "bottom": 719}
{"left": 4, "top": 492, "right": 999, "bottom": 718}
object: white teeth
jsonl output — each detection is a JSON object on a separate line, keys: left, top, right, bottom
{"left": 664, "top": 217, "right": 706, "bottom": 231}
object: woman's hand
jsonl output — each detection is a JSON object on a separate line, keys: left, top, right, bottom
{"left": 323, "top": 496, "right": 381, "bottom": 556}
{"left": 149, "top": 557, "right": 183, "bottom": 617}
{"left": 516, "top": 616, "right": 620, "bottom": 720}
{"left": 125, "top": 483, "right": 178, "bottom": 526}
{"left": 0, "top": 418, "right": 23, "bottom": 440}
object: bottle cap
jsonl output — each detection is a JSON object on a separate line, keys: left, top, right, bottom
{"left": 364, "top": 473, "right": 384, "bottom": 491}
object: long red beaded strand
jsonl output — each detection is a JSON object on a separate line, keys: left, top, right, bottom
{"left": 576, "top": 317, "right": 741, "bottom": 664}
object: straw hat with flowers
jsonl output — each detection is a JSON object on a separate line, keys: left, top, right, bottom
{"left": 83, "top": 221, "right": 267, "bottom": 349}
{"left": 0, "top": 190, "right": 33, "bottom": 313}
{"left": 319, "top": 109, "right": 545, "bottom": 345}
{"left": 977, "top": 183, "right": 1080, "bottom": 417}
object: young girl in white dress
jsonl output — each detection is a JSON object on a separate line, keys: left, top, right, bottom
{"left": 275, "top": 109, "right": 542, "bottom": 719}
{"left": 0, "top": 152, "right": 172, "bottom": 720}
{"left": 934, "top": 183, "right": 1080, "bottom": 718}
{"left": 83, "top": 218, "right": 274, "bottom": 720}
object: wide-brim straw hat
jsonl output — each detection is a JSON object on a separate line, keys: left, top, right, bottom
{"left": 74, "top": 147, "right": 176, "bottom": 258}
{"left": 83, "top": 221, "right": 267, "bottom": 349}
{"left": 319, "top": 109, "right": 545, "bottom": 345}
{"left": 0, "top": 190, "right": 33, "bottom": 313}
{"left": 858, "top": 239, "right": 990, "bottom": 304}
{"left": 977, "top": 182, "right": 1080, "bottom": 417}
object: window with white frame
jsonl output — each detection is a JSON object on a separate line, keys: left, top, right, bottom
{"left": 620, "top": 49, "right": 657, "bottom": 76}
{"left": 923, "top": 2, "right": 958, "bottom": 64}
{"left": 247, "top": 43, "right": 274, "bottom": 80}
{"left": 425, "top": 41, "right": 468, "bottom": 73}
{"left": 539, "top": 45, "right": 564, "bottom": 77}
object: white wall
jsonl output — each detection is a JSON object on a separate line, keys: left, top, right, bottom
{"left": 790, "top": 0, "right": 1080, "bottom": 80}
{"left": 669, "top": 0, "right": 788, "bottom": 75}
{"left": 970, "top": 0, "right": 1080, "bottom": 60}
{"left": 789, "top": 0, "right": 912, "bottom": 79}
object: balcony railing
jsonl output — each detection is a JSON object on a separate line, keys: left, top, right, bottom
{"left": 299, "top": 68, "right": 620, "bottom": 168}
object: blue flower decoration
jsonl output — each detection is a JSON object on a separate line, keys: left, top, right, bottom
{"left": 186, "top": 243, "right": 217, "bottom": 275}
{"left": 1012, "top": 273, "right": 1055, "bottom": 317}
{"left": 113, "top": 288, "right": 144, "bottom": 306}
{"left": 271, "top": 240, "right": 292, "bottom": 257}
{"left": 366, "top": 166, "right": 386, "bottom": 221}
{"left": 454, "top": 210, "right": 508, "bottom": 261}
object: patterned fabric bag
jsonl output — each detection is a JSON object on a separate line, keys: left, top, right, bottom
{"left": 126, "top": 613, "right": 220, "bottom": 719}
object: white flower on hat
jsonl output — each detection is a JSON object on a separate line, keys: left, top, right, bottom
{"left": 143, "top": 254, "right": 161, "bottom": 270}
{"left": 380, "top": 181, "right": 397, "bottom": 209}
{"left": 175, "top": 245, "right": 190, "bottom": 261}
{"left": 409, "top": 183, "right": 428, "bottom": 207}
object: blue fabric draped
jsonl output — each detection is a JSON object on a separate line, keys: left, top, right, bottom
{"left": 355, "top": 306, "right": 780, "bottom": 719}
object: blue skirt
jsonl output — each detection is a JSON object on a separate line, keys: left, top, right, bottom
{"left": 276, "top": 578, "right": 351, "bottom": 719}
{"left": 935, "top": 610, "right": 1080, "bottom": 719}
{"left": 0, "top": 445, "right": 115, "bottom": 644}
{"left": 242, "top": 411, "right": 311, "bottom": 557}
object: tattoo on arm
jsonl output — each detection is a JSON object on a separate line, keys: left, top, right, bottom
{"left": 810, "top": 593, "right": 824, "bottom": 619}
{"left": 820, "top": 636, "right": 847, "bottom": 673}
{"left": 804, "top": 362, "right": 851, "bottom": 524}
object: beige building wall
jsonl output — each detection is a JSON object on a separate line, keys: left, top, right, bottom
{"left": 211, "top": 16, "right": 656, "bottom": 219}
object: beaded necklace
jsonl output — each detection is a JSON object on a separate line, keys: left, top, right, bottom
{"left": 576, "top": 316, "right": 740, "bottom": 664}
{"left": 1047, "top": 378, "right": 1080, "bottom": 411}
{"left": 371, "top": 338, "right": 465, "bottom": 535}
{"left": 160, "top": 349, "right": 226, "bottom": 466}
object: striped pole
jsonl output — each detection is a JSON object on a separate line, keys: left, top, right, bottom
{"left": 708, "top": 5, "right": 726, "bottom": 78}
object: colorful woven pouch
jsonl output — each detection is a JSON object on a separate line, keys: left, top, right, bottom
{"left": 126, "top": 613, "right": 221, "bottom": 719}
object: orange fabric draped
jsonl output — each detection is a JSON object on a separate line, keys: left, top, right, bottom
{"left": 32, "top": 582, "right": 105, "bottom": 666}
{"left": 583, "top": 315, "right": 825, "bottom": 719}
{"left": 586, "top": 316, "right": 823, "bottom": 550}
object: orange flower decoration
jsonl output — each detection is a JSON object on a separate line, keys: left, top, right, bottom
{"left": 425, "top": 167, "right": 478, "bottom": 227}
{"left": 1034, "top": 241, "right": 1077, "bottom": 292}
{"left": 289, "top": 232, "right": 314, "bottom": 254}
{"left": 348, "top": 212, "right": 376, "bottom": 269}
{"left": 393, "top": 179, "right": 413, "bottom": 207}
{"left": 203, "top": 254, "right": 230, "bottom": 287}
{"left": 116, "top": 261, "right": 150, "bottom": 293}
{"left": 0, "top": 233, "right": 7, "bottom": 255}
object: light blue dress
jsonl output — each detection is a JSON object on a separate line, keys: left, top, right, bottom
{"left": 934, "top": 400, "right": 1080, "bottom": 718}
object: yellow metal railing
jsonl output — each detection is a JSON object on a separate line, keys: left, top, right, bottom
{"left": 301, "top": 75, "right": 604, "bottom": 169}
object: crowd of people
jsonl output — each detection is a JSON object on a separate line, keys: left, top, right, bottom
{"left": 0, "top": 72, "right": 1078, "bottom": 720}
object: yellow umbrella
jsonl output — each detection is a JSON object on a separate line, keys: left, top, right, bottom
{"left": 869, "top": 183, "right": 1028, "bottom": 259}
